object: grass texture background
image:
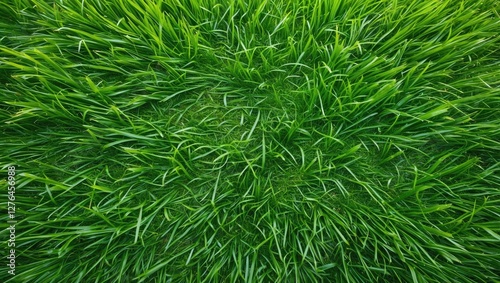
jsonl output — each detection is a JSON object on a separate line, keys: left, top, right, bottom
{"left": 1, "top": 0, "right": 499, "bottom": 282}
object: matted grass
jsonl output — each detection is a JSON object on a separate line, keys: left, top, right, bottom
{"left": 1, "top": 0, "right": 499, "bottom": 282}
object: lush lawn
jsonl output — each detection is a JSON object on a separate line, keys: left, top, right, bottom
{"left": 1, "top": 0, "right": 499, "bottom": 282}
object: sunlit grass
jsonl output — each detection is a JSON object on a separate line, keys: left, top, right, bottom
{"left": 1, "top": 0, "right": 499, "bottom": 282}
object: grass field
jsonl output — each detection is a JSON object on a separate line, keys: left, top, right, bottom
{"left": 1, "top": 0, "right": 499, "bottom": 282}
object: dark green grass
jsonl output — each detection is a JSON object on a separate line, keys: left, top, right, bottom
{"left": 1, "top": 0, "right": 499, "bottom": 282}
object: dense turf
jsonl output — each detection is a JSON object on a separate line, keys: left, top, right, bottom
{"left": 1, "top": 0, "right": 499, "bottom": 282}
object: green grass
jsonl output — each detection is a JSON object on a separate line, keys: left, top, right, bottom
{"left": 1, "top": 0, "right": 499, "bottom": 282}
